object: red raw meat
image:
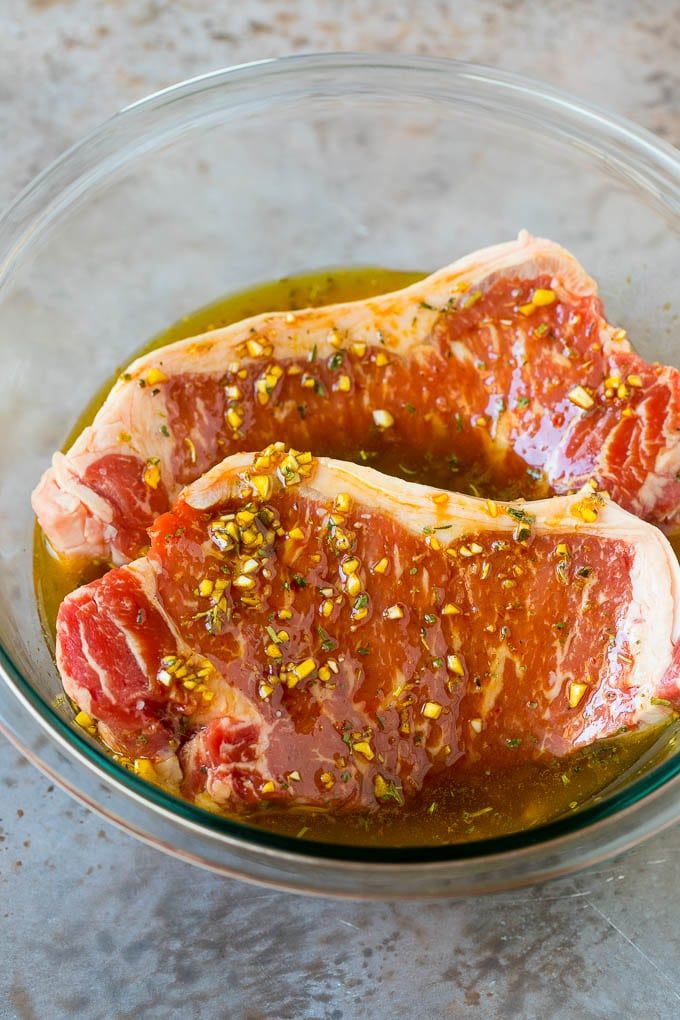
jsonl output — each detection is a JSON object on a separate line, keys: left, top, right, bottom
{"left": 33, "top": 232, "right": 680, "bottom": 566}
{"left": 55, "top": 447, "right": 680, "bottom": 813}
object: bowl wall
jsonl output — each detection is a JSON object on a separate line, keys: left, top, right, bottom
{"left": 1, "top": 55, "right": 680, "bottom": 895}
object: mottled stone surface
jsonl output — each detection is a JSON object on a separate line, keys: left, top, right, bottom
{"left": 2, "top": 2, "right": 680, "bottom": 1018}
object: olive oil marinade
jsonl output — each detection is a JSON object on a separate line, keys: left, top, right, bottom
{"left": 34, "top": 267, "right": 678, "bottom": 846}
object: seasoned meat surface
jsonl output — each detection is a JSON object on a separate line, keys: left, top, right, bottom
{"left": 56, "top": 449, "right": 680, "bottom": 813}
{"left": 33, "top": 232, "right": 680, "bottom": 565}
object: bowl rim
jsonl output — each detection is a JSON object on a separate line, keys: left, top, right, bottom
{"left": 2, "top": 52, "right": 680, "bottom": 880}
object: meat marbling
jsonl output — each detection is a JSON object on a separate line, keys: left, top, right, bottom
{"left": 33, "top": 232, "right": 680, "bottom": 566}
{"left": 56, "top": 446, "right": 680, "bottom": 813}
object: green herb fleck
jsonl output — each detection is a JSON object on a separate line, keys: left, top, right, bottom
{"left": 379, "top": 780, "right": 404, "bottom": 805}
{"left": 317, "top": 626, "right": 337, "bottom": 652}
{"left": 507, "top": 506, "right": 536, "bottom": 524}
{"left": 514, "top": 523, "right": 532, "bottom": 543}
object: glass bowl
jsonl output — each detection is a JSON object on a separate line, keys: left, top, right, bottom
{"left": 1, "top": 54, "right": 680, "bottom": 898}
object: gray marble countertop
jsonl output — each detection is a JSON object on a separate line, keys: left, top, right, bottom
{"left": 2, "top": 2, "right": 680, "bottom": 1017}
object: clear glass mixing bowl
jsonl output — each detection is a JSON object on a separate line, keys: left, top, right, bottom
{"left": 1, "top": 54, "right": 680, "bottom": 897}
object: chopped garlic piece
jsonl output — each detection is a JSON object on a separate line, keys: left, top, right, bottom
{"left": 568, "top": 681, "right": 588, "bottom": 708}
{"left": 335, "top": 492, "right": 352, "bottom": 513}
{"left": 233, "top": 574, "right": 256, "bottom": 590}
{"left": 447, "top": 654, "right": 465, "bottom": 676}
{"left": 250, "top": 474, "right": 271, "bottom": 499}
{"left": 372, "top": 409, "right": 394, "bottom": 429}
{"left": 422, "top": 702, "right": 443, "bottom": 720}
{"left": 226, "top": 407, "right": 244, "bottom": 431}
{"left": 146, "top": 367, "right": 167, "bottom": 385}
{"left": 532, "top": 288, "right": 556, "bottom": 307}
{"left": 134, "top": 759, "right": 156, "bottom": 781}
{"left": 567, "top": 386, "right": 594, "bottom": 410}
{"left": 246, "top": 338, "right": 265, "bottom": 358}
{"left": 294, "top": 658, "right": 317, "bottom": 681}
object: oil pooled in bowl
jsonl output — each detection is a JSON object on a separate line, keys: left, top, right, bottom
{"left": 34, "top": 266, "right": 679, "bottom": 846}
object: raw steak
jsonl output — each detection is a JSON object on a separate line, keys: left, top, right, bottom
{"left": 33, "top": 232, "right": 680, "bottom": 566}
{"left": 56, "top": 446, "right": 680, "bottom": 813}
